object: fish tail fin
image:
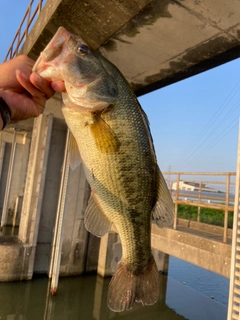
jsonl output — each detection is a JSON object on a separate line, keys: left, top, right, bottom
{"left": 107, "top": 255, "right": 159, "bottom": 312}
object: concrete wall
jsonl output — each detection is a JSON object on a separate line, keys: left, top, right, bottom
{"left": 59, "top": 162, "right": 91, "bottom": 276}
{"left": 0, "top": 143, "right": 10, "bottom": 216}
{"left": 6, "top": 142, "right": 30, "bottom": 225}
{"left": 0, "top": 112, "right": 98, "bottom": 281}
{"left": 34, "top": 118, "right": 67, "bottom": 273}
{"left": 0, "top": 132, "right": 30, "bottom": 226}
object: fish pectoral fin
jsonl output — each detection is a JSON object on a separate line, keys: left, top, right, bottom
{"left": 84, "top": 194, "right": 112, "bottom": 237}
{"left": 152, "top": 166, "right": 174, "bottom": 228}
{"left": 69, "top": 133, "right": 81, "bottom": 170}
{"left": 89, "top": 114, "right": 120, "bottom": 154}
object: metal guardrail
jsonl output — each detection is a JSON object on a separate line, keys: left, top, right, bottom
{"left": 163, "top": 171, "right": 236, "bottom": 243}
{"left": 4, "top": 0, "right": 45, "bottom": 61}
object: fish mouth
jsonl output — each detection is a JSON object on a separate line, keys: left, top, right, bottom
{"left": 32, "top": 27, "right": 73, "bottom": 80}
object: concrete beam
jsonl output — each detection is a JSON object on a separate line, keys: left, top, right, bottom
{"left": 108, "top": 222, "right": 231, "bottom": 278}
{"left": 0, "top": 130, "right": 29, "bottom": 145}
{"left": 17, "top": 0, "right": 240, "bottom": 105}
{"left": 20, "top": 0, "right": 153, "bottom": 59}
{"left": 151, "top": 224, "right": 231, "bottom": 278}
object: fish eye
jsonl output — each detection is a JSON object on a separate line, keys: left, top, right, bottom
{"left": 77, "top": 44, "right": 89, "bottom": 55}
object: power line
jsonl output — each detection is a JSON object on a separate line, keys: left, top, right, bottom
{"left": 180, "top": 116, "right": 239, "bottom": 168}
{"left": 175, "top": 79, "right": 240, "bottom": 169}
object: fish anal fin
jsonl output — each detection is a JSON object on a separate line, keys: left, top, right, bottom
{"left": 89, "top": 114, "right": 120, "bottom": 154}
{"left": 84, "top": 194, "right": 112, "bottom": 237}
{"left": 107, "top": 256, "right": 159, "bottom": 312}
{"left": 152, "top": 166, "right": 174, "bottom": 228}
{"left": 69, "top": 133, "right": 81, "bottom": 170}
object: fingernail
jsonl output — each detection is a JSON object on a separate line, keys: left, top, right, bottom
{"left": 33, "top": 72, "right": 42, "bottom": 83}
{"left": 16, "top": 69, "right": 28, "bottom": 80}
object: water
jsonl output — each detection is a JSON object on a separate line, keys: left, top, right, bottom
{"left": 168, "top": 256, "right": 229, "bottom": 305}
{"left": 0, "top": 257, "right": 228, "bottom": 320}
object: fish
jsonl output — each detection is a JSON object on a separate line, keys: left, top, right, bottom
{"left": 33, "top": 26, "right": 174, "bottom": 312}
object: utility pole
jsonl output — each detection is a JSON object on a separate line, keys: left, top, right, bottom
{"left": 167, "top": 165, "right": 172, "bottom": 188}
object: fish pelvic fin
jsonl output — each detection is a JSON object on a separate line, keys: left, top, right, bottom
{"left": 107, "top": 256, "right": 159, "bottom": 312}
{"left": 89, "top": 113, "right": 120, "bottom": 154}
{"left": 152, "top": 166, "right": 174, "bottom": 228}
{"left": 84, "top": 194, "right": 112, "bottom": 237}
{"left": 69, "top": 133, "right": 81, "bottom": 170}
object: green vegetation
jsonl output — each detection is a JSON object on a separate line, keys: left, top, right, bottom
{"left": 177, "top": 204, "right": 233, "bottom": 229}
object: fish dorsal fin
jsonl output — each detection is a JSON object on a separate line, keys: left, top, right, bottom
{"left": 89, "top": 113, "right": 120, "bottom": 154}
{"left": 69, "top": 133, "right": 81, "bottom": 170}
{"left": 152, "top": 166, "right": 174, "bottom": 228}
{"left": 85, "top": 194, "right": 112, "bottom": 237}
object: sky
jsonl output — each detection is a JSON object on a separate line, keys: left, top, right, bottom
{"left": 1, "top": 1, "right": 240, "bottom": 176}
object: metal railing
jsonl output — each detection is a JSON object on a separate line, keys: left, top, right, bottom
{"left": 163, "top": 171, "right": 236, "bottom": 243}
{"left": 4, "top": 0, "right": 45, "bottom": 61}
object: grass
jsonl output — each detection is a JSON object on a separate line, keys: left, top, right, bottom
{"left": 177, "top": 204, "right": 233, "bottom": 229}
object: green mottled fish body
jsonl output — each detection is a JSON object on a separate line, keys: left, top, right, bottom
{"left": 62, "top": 66, "right": 155, "bottom": 268}
{"left": 33, "top": 27, "right": 174, "bottom": 312}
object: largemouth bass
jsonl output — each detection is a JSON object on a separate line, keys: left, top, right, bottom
{"left": 33, "top": 27, "right": 174, "bottom": 312}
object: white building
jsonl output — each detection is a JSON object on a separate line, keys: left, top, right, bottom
{"left": 171, "top": 181, "right": 220, "bottom": 193}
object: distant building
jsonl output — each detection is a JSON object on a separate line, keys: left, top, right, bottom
{"left": 171, "top": 181, "right": 220, "bottom": 193}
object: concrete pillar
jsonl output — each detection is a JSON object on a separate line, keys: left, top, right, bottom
{"left": 18, "top": 114, "right": 53, "bottom": 278}
{"left": 85, "top": 233, "right": 101, "bottom": 273}
{"left": 0, "top": 140, "right": 6, "bottom": 182}
{"left": 48, "top": 130, "right": 92, "bottom": 293}
{"left": 33, "top": 117, "right": 67, "bottom": 274}
{"left": 57, "top": 148, "right": 91, "bottom": 276}
{"left": 12, "top": 196, "right": 23, "bottom": 227}
{"left": 152, "top": 248, "right": 169, "bottom": 275}
{"left": 97, "top": 232, "right": 120, "bottom": 277}
{"left": 49, "top": 129, "right": 71, "bottom": 294}
{"left": 0, "top": 131, "right": 30, "bottom": 227}
{"left": 1, "top": 130, "right": 17, "bottom": 228}
{"left": 0, "top": 140, "right": 8, "bottom": 218}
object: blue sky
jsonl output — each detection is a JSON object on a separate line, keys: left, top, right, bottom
{"left": 139, "top": 59, "right": 240, "bottom": 173}
{"left": 1, "top": 1, "right": 240, "bottom": 174}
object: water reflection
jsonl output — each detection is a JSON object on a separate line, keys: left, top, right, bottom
{"left": 0, "top": 271, "right": 227, "bottom": 320}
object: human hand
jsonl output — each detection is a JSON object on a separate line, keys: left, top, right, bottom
{"left": 0, "top": 55, "right": 65, "bottom": 124}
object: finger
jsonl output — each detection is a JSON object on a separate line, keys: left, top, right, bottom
{"left": 16, "top": 69, "right": 46, "bottom": 98}
{"left": 51, "top": 80, "right": 66, "bottom": 92}
{"left": 1, "top": 90, "right": 42, "bottom": 120}
{"left": 30, "top": 72, "right": 55, "bottom": 99}
{"left": 16, "top": 70, "right": 47, "bottom": 116}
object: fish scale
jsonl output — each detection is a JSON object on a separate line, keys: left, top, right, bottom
{"left": 62, "top": 89, "right": 155, "bottom": 267}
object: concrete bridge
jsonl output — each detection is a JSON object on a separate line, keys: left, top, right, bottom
{"left": 4, "top": 0, "right": 240, "bottom": 131}
{"left": 1, "top": 0, "right": 240, "bottom": 318}
{"left": 97, "top": 218, "right": 231, "bottom": 279}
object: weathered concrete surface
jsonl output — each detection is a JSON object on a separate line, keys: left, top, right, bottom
{"left": 18, "top": 0, "right": 240, "bottom": 101}
{"left": 58, "top": 162, "right": 91, "bottom": 277}
{"left": 0, "top": 131, "right": 30, "bottom": 225}
{"left": 33, "top": 117, "right": 67, "bottom": 274}
{"left": 151, "top": 224, "right": 231, "bottom": 278}
{"left": 178, "top": 218, "right": 233, "bottom": 239}
{"left": 103, "top": 221, "right": 231, "bottom": 279}
{"left": 97, "top": 231, "right": 170, "bottom": 277}
{"left": 0, "top": 236, "right": 32, "bottom": 281}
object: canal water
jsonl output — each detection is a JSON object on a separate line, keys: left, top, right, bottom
{"left": 0, "top": 256, "right": 228, "bottom": 320}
